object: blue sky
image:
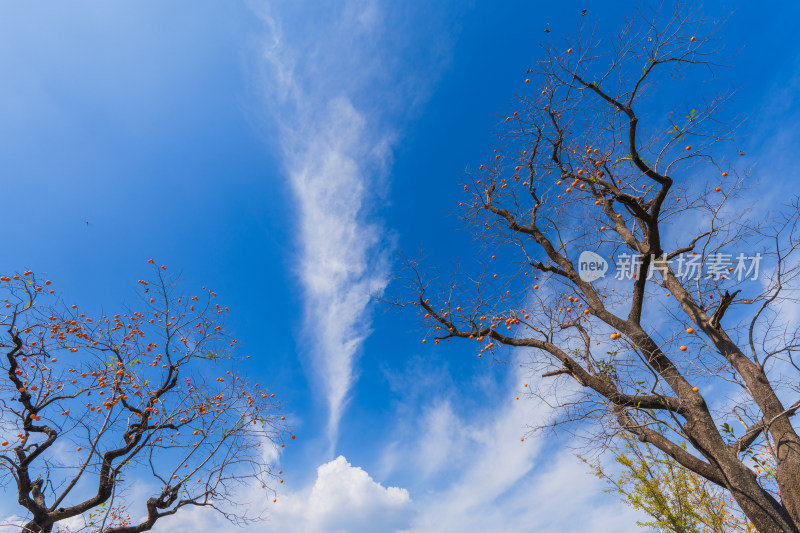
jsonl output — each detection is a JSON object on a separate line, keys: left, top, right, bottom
{"left": 1, "top": 1, "right": 800, "bottom": 532}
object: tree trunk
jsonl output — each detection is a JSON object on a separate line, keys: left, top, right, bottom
{"left": 724, "top": 464, "right": 798, "bottom": 533}
{"left": 774, "top": 428, "right": 800, "bottom": 528}
{"left": 688, "top": 418, "right": 800, "bottom": 533}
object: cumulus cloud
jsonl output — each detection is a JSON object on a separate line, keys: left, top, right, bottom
{"left": 150, "top": 455, "right": 410, "bottom": 533}
{"left": 269, "top": 455, "right": 411, "bottom": 533}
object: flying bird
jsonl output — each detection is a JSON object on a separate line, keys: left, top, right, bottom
{"left": 582, "top": 9, "right": 587, "bottom": 15}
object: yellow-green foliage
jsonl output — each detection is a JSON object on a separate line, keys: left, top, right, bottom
{"left": 582, "top": 435, "right": 758, "bottom": 533}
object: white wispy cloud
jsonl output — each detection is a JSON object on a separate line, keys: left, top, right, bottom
{"left": 375, "top": 351, "right": 646, "bottom": 533}
{"left": 253, "top": 0, "right": 397, "bottom": 448}
{"left": 397, "top": 407, "right": 643, "bottom": 532}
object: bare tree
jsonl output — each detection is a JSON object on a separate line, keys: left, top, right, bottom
{"left": 400, "top": 5, "right": 800, "bottom": 533}
{"left": 0, "top": 264, "right": 290, "bottom": 533}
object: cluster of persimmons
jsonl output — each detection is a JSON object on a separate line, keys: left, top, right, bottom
{"left": 0, "top": 261, "right": 293, "bottom": 508}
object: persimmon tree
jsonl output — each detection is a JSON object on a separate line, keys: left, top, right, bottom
{"left": 401, "top": 6, "right": 800, "bottom": 533}
{"left": 0, "top": 264, "right": 290, "bottom": 533}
